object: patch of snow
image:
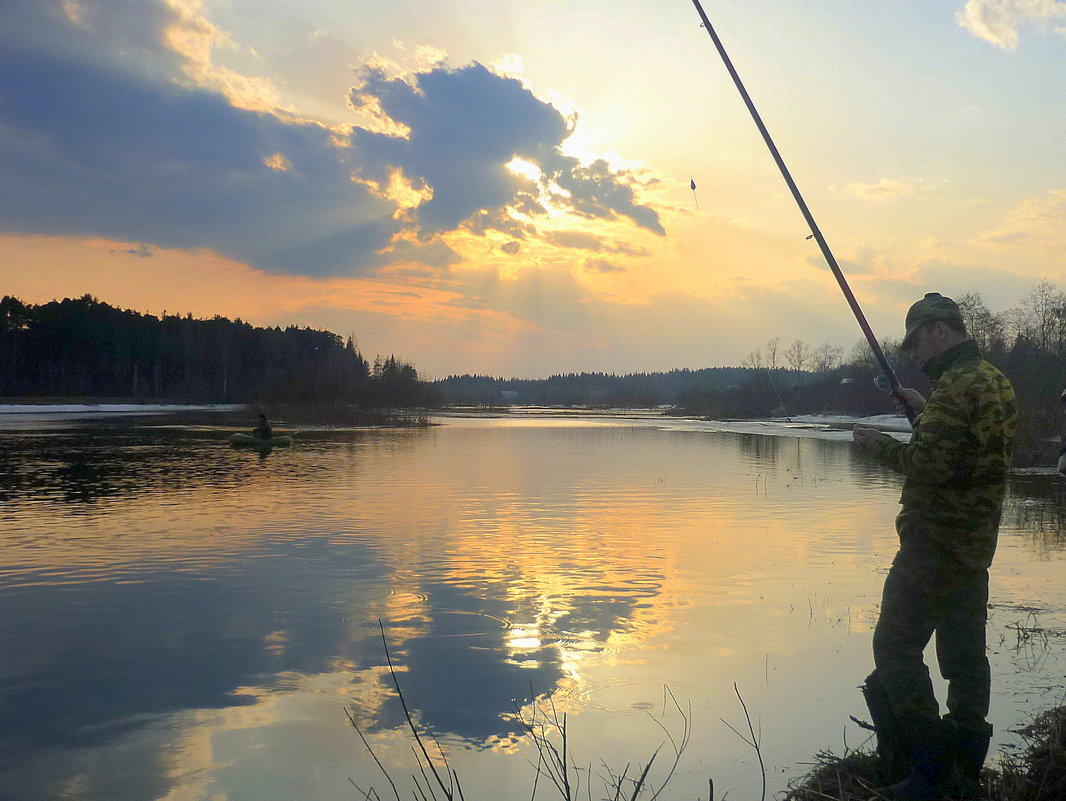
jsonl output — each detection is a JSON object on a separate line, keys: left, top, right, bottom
{"left": 790, "top": 413, "right": 913, "bottom": 432}
{"left": 0, "top": 404, "right": 243, "bottom": 430}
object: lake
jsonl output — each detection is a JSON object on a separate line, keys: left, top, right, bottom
{"left": 1, "top": 410, "right": 1064, "bottom": 801}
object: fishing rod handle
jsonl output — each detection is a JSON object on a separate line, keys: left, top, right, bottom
{"left": 876, "top": 375, "right": 917, "bottom": 424}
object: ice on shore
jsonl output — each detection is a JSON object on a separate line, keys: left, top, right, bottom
{"left": 657, "top": 412, "right": 912, "bottom": 442}
{"left": 0, "top": 403, "right": 243, "bottom": 429}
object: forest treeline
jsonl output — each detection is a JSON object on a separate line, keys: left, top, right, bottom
{"left": 440, "top": 285, "right": 1066, "bottom": 463}
{"left": 687, "top": 285, "right": 1066, "bottom": 462}
{"left": 0, "top": 295, "right": 438, "bottom": 409}
{"left": 4, "top": 285, "right": 1064, "bottom": 460}
{"left": 436, "top": 366, "right": 814, "bottom": 408}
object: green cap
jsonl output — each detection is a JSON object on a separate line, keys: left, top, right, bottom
{"left": 901, "top": 292, "right": 963, "bottom": 350}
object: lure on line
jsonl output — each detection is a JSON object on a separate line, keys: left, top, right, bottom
{"left": 690, "top": 176, "right": 699, "bottom": 211}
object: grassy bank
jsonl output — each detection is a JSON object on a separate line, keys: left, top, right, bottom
{"left": 786, "top": 706, "right": 1066, "bottom": 801}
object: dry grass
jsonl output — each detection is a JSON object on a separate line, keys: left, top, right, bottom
{"left": 783, "top": 750, "right": 886, "bottom": 801}
{"left": 784, "top": 706, "right": 1066, "bottom": 801}
{"left": 347, "top": 622, "right": 696, "bottom": 801}
{"left": 353, "top": 623, "right": 1066, "bottom": 801}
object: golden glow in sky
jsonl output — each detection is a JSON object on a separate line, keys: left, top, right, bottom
{"left": 1, "top": 0, "right": 1064, "bottom": 376}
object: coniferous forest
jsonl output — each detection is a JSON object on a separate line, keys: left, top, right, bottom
{"left": 0, "top": 294, "right": 437, "bottom": 408}
{"left": 3, "top": 287, "right": 1064, "bottom": 462}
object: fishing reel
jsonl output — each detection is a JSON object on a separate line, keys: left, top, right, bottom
{"left": 874, "top": 375, "right": 891, "bottom": 393}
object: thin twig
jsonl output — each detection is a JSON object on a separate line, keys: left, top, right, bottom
{"left": 346, "top": 706, "right": 402, "bottom": 801}
{"left": 647, "top": 688, "right": 691, "bottom": 800}
{"left": 628, "top": 747, "right": 661, "bottom": 801}
{"left": 414, "top": 749, "right": 439, "bottom": 801}
{"left": 378, "top": 620, "right": 454, "bottom": 801}
{"left": 527, "top": 749, "right": 544, "bottom": 801}
{"left": 411, "top": 770, "right": 431, "bottom": 801}
{"left": 612, "top": 764, "right": 631, "bottom": 801}
{"left": 723, "top": 683, "right": 766, "bottom": 801}
{"left": 348, "top": 778, "right": 379, "bottom": 801}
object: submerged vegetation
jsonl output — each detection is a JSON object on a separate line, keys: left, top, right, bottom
{"left": 349, "top": 624, "right": 699, "bottom": 801}
{"left": 352, "top": 624, "right": 1066, "bottom": 801}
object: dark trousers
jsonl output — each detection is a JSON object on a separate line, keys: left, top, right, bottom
{"left": 872, "top": 541, "right": 990, "bottom": 726}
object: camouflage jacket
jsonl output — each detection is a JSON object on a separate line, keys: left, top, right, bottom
{"left": 867, "top": 340, "right": 1017, "bottom": 569}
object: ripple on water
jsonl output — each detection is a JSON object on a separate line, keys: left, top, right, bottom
{"left": 535, "top": 626, "right": 617, "bottom": 658}
{"left": 376, "top": 606, "right": 513, "bottom": 639}
{"left": 553, "top": 676, "right": 716, "bottom": 716}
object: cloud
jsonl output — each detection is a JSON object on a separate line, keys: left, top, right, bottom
{"left": 957, "top": 0, "right": 1066, "bottom": 51}
{"left": 0, "top": 3, "right": 664, "bottom": 278}
{"left": 382, "top": 237, "right": 463, "bottom": 270}
{"left": 972, "top": 189, "right": 1066, "bottom": 257}
{"left": 162, "top": 0, "right": 283, "bottom": 111}
{"left": 845, "top": 178, "right": 915, "bottom": 202}
{"left": 584, "top": 258, "right": 625, "bottom": 274}
{"left": 0, "top": 3, "right": 399, "bottom": 276}
{"left": 462, "top": 208, "right": 537, "bottom": 240}
{"left": 543, "top": 231, "right": 607, "bottom": 251}
{"left": 549, "top": 157, "right": 666, "bottom": 235}
{"left": 541, "top": 230, "right": 653, "bottom": 256}
{"left": 845, "top": 249, "right": 1034, "bottom": 315}
{"left": 349, "top": 62, "right": 665, "bottom": 237}
{"left": 112, "top": 243, "right": 154, "bottom": 258}
{"left": 806, "top": 245, "right": 887, "bottom": 276}
{"left": 0, "top": 44, "right": 400, "bottom": 275}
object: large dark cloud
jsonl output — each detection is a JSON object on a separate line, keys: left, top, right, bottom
{"left": 0, "top": 0, "right": 663, "bottom": 276}
{"left": 351, "top": 63, "right": 665, "bottom": 239}
{"left": 0, "top": 43, "right": 398, "bottom": 275}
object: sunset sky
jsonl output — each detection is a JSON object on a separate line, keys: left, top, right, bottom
{"left": 1, "top": 0, "right": 1064, "bottom": 377}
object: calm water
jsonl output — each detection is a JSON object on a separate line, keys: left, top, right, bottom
{"left": 1, "top": 412, "right": 1065, "bottom": 801}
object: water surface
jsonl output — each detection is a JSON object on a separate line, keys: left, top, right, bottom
{"left": 1, "top": 412, "right": 1064, "bottom": 800}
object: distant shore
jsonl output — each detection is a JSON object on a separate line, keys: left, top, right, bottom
{"left": 0, "top": 400, "right": 431, "bottom": 429}
{"left": 1, "top": 401, "right": 1054, "bottom": 468}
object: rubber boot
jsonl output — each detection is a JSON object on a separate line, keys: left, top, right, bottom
{"left": 870, "top": 718, "right": 949, "bottom": 801}
{"left": 862, "top": 671, "right": 908, "bottom": 784}
{"left": 943, "top": 718, "right": 991, "bottom": 800}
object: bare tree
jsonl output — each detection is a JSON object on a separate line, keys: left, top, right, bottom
{"left": 847, "top": 338, "right": 875, "bottom": 368}
{"left": 742, "top": 348, "right": 763, "bottom": 370}
{"left": 956, "top": 292, "right": 1005, "bottom": 352}
{"left": 1010, "top": 280, "right": 1066, "bottom": 353}
{"left": 784, "top": 339, "right": 809, "bottom": 371}
{"left": 812, "top": 342, "right": 843, "bottom": 373}
{"left": 881, "top": 338, "right": 902, "bottom": 366}
{"left": 765, "top": 337, "right": 781, "bottom": 371}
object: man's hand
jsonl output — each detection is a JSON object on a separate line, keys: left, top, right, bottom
{"left": 1057, "top": 452, "right": 1066, "bottom": 477}
{"left": 853, "top": 424, "right": 882, "bottom": 451}
{"left": 893, "top": 387, "right": 926, "bottom": 416}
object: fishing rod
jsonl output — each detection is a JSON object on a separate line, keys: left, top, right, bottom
{"left": 688, "top": 0, "right": 916, "bottom": 424}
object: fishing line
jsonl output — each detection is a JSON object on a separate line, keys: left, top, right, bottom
{"left": 688, "top": 0, "right": 916, "bottom": 423}
{"left": 764, "top": 367, "right": 792, "bottom": 423}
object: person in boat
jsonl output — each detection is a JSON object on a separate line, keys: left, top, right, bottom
{"left": 851, "top": 293, "right": 1016, "bottom": 801}
{"left": 252, "top": 413, "right": 273, "bottom": 440}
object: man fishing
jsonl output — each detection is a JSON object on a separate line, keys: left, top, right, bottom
{"left": 685, "top": 11, "right": 1017, "bottom": 793}
{"left": 852, "top": 292, "right": 1016, "bottom": 801}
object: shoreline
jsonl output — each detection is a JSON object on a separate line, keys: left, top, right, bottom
{"left": 1, "top": 402, "right": 1054, "bottom": 469}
